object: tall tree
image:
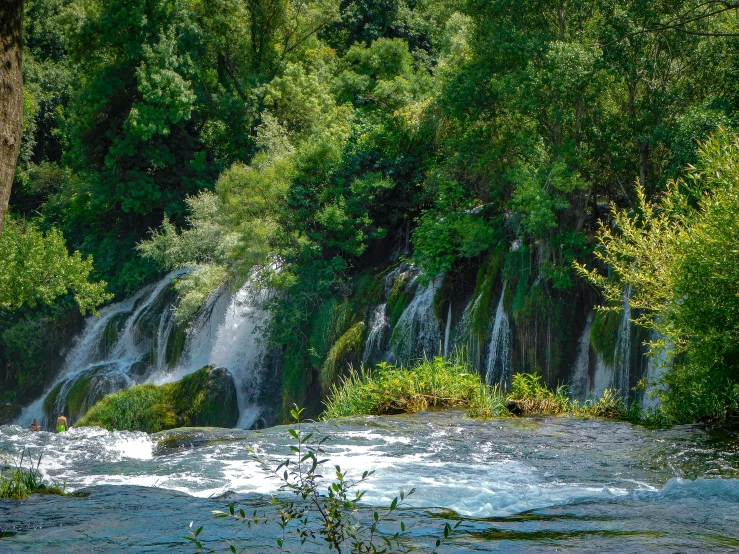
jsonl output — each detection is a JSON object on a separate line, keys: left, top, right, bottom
{"left": 0, "top": 0, "right": 24, "bottom": 233}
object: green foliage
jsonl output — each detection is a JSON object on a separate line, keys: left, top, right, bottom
{"left": 578, "top": 131, "right": 739, "bottom": 423}
{"left": 506, "top": 373, "right": 628, "bottom": 419}
{"left": 506, "top": 373, "right": 572, "bottom": 415}
{"left": 76, "top": 366, "right": 239, "bottom": 432}
{"left": 590, "top": 309, "right": 622, "bottom": 365}
{"left": 9, "top": 0, "right": 739, "bottom": 426}
{"left": 323, "top": 357, "right": 509, "bottom": 419}
{"left": 0, "top": 218, "right": 111, "bottom": 314}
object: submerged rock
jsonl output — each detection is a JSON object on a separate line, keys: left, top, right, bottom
{"left": 76, "top": 365, "right": 239, "bottom": 433}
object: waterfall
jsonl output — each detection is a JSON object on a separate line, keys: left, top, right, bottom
{"left": 159, "top": 281, "right": 271, "bottom": 429}
{"left": 485, "top": 283, "right": 512, "bottom": 388}
{"left": 17, "top": 272, "right": 183, "bottom": 428}
{"left": 390, "top": 276, "right": 443, "bottom": 364}
{"left": 17, "top": 272, "right": 273, "bottom": 429}
{"left": 155, "top": 303, "right": 175, "bottom": 372}
{"left": 362, "top": 303, "right": 390, "bottom": 366}
{"left": 613, "top": 286, "right": 632, "bottom": 397}
{"left": 569, "top": 312, "right": 593, "bottom": 400}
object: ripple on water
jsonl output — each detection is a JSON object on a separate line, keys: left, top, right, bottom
{"left": 1, "top": 412, "right": 739, "bottom": 552}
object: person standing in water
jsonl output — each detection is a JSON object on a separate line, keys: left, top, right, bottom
{"left": 30, "top": 419, "right": 41, "bottom": 432}
{"left": 56, "top": 413, "right": 68, "bottom": 433}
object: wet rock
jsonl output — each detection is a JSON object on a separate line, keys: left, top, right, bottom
{"left": 172, "top": 365, "right": 239, "bottom": 428}
{"left": 0, "top": 404, "right": 22, "bottom": 425}
{"left": 129, "top": 361, "right": 147, "bottom": 377}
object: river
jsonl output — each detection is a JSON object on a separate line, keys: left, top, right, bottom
{"left": 1, "top": 410, "right": 739, "bottom": 552}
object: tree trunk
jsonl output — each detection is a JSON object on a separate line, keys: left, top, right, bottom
{"left": 0, "top": 0, "right": 24, "bottom": 234}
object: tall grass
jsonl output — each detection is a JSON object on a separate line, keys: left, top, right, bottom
{"left": 0, "top": 449, "right": 64, "bottom": 499}
{"left": 323, "top": 357, "right": 509, "bottom": 419}
{"left": 323, "top": 360, "right": 632, "bottom": 422}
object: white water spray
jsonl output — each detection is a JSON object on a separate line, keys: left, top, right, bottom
{"left": 485, "top": 283, "right": 512, "bottom": 387}
{"left": 390, "top": 276, "right": 443, "bottom": 363}
{"left": 569, "top": 312, "right": 593, "bottom": 400}
{"left": 159, "top": 281, "right": 271, "bottom": 429}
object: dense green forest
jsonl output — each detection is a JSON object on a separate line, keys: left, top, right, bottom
{"left": 2, "top": 0, "right": 739, "bottom": 423}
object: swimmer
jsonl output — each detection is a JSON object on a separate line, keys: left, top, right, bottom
{"left": 56, "top": 413, "right": 68, "bottom": 433}
{"left": 31, "top": 419, "right": 41, "bottom": 432}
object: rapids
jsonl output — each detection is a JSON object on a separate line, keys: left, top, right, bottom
{"left": 1, "top": 411, "right": 739, "bottom": 552}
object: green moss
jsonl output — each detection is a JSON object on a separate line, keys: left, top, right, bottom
{"left": 77, "top": 366, "right": 238, "bottom": 432}
{"left": 281, "top": 346, "right": 310, "bottom": 419}
{"left": 99, "top": 312, "right": 128, "bottom": 358}
{"left": 590, "top": 309, "right": 622, "bottom": 364}
{"left": 468, "top": 246, "right": 507, "bottom": 345}
{"left": 320, "top": 322, "right": 366, "bottom": 393}
{"left": 385, "top": 270, "right": 412, "bottom": 329}
{"left": 165, "top": 320, "right": 188, "bottom": 368}
{"left": 65, "top": 375, "right": 91, "bottom": 420}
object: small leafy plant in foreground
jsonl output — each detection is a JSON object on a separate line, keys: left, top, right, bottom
{"left": 187, "top": 406, "right": 460, "bottom": 553}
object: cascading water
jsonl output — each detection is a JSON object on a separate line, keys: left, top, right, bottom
{"left": 362, "top": 303, "right": 390, "bottom": 366}
{"left": 485, "top": 283, "right": 512, "bottom": 388}
{"left": 157, "top": 281, "right": 271, "bottom": 429}
{"left": 17, "top": 272, "right": 183, "bottom": 428}
{"left": 16, "top": 272, "right": 273, "bottom": 429}
{"left": 390, "top": 276, "right": 443, "bottom": 363}
{"left": 569, "top": 312, "right": 593, "bottom": 401}
{"left": 613, "top": 286, "right": 633, "bottom": 396}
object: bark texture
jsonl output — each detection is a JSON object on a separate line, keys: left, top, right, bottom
{"left": 0, "top": 0, "right": 24, "bottom": 234}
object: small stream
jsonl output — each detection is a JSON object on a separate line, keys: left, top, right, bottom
{"left": 1, "top": 411, "right": 739, "bottom": 552}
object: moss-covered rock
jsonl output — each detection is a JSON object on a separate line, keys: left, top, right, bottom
{"left": 76, "top": 365, "right": 239, "bottom": 432}
{"left": 0, "top": 404, "right": 22, "bottom": 425}
{"left": 65, "top": 374, "right": 92, "bottom": 420}
{"left": 42, "top": 381, "right": 65, "bottom": 424}
{"left": 320, "top": 322, "right": 367, "bottom": 393}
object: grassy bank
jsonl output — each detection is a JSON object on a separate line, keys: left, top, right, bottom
{"left": 323, "top": 358, "right": 632, "bottom": 421}
{"left": 76, "top": 366, "right": 238, "bottom": 432}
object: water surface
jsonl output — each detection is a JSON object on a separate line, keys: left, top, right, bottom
{"left": 1, "top": 411, "right": 738, "bottom": 552}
